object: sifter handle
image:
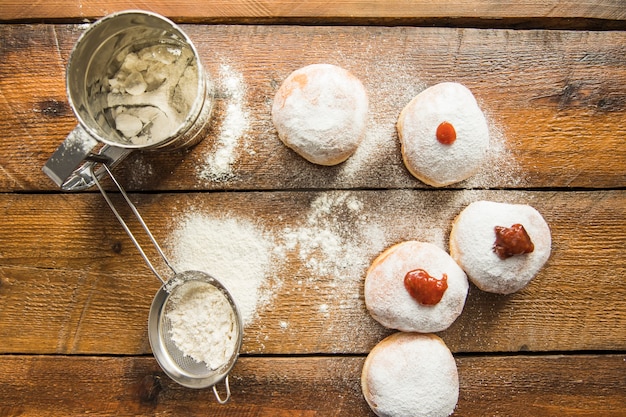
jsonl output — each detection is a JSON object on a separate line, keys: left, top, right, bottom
{"left": 43, "top": 124, "right": 132, "bottom": 191}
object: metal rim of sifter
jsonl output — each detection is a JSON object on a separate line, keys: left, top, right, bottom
{"left": 90, "top": 163, "right": 243, "bottom": 403}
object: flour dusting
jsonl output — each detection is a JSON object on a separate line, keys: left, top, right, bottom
{"left": 199, "top": 64, "right": 250, "bottom": 182}
{"left": 277, "top": 193, "right": 381, "bottom": 279}
{"left": 337, "top": 64, "right": 427, "bottom": 184}
{"left": 463, "top": 110, "right": 525, "bottom": 188}
{"left": 166, "top": 190, "right": 459, "bottom": 330}
{"left": 167, "top": 212, "right": 275, "bottom": 326}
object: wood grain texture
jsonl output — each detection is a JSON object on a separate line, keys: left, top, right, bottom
{"left": 1, "top": 9, "right": 625, "bottom": 415}
{"left": 1, "top": 0, "right": 625, "bottom": 25}
{"left": 1, "top": 190, "right": 624, "bottom": 355}
{"left": 0, "top": 25, "right": 624, "bottom": 192}
{"left": 0, "top": 354, "right": 624, "bottom": 416}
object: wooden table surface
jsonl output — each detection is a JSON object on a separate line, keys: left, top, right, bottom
{"left": 1, "top": 1, "right": 625, "bottom": 416}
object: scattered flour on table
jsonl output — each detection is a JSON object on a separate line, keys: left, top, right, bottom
{"left": 167, "top": 212, "right": 276, "bottom": 327}
{"left": 276, "top": 192, "right": 385, "bottom": 280}
{"left": 462, "top": 109, "right": 526, "bottom": 188}
{"left": 199, "top": 63, "right": 250, "bottom": 182}
{"left": 166, "top": 191, "right": 457, "bottom": 332}
{"left": 165, "top": 280, "right": 237, "bottom": 369}
{"left": 166, "top": 192, "right": 389, "bottom": 330}
{"left": 336, "top": 64, "right": 427, "bottom": 184}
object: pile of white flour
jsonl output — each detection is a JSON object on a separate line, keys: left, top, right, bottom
{"left": 165, "top": 280, "right": 237, "bottom": 369}
{"left": 166, "top": 213, "right": 276, "bottom": 327}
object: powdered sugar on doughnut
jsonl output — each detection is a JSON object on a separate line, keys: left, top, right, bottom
{"left": 365, "top": 241, "right": 468, "bottom": 333}
{"left": 272, "top": 64, "right": 368, "bottom": 166}
{"left": 397, "top": 82, "right": 490, "bottom": 187}
{"left": 449, "top": 200, "right": 551, "bottom": 294}
{"left": 361, "top": 333, "right": 459, "bottom": 417}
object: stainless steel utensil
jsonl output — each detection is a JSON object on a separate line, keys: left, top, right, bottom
{"left": 91, "top": 163, "right": 242, "bottom": 402}
{"left": 43, "top": 10, "right": 213, "bottom": 191}
{"left": 42, "top": 11, "right": 240, "bottom": 402}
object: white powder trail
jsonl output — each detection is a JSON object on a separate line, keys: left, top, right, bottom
{"left": 199, "top": 63, "right": 250, "bottom": 182}
{"left": 463, "top": 111, "right": 526, "bottom": 188}
{"left": 277, "top": 192, "right": 384, "bottom": 280}
{"left": 336, "top": 62, "right": 427, "bottom": 185}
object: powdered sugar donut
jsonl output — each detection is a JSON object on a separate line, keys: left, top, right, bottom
{"left": 397, "top": 82, "right": 490, "bottom": 187}
{"left": 361, "top": 332, "right": 459, "bottom": 417}
{"left": 450, "top": 200, "right": 551, "bottom": 294}
{"left": 271, "top": 64, "right": 368, "bottom": 165}
{"left": 364, "top": 241, "right": 468, "bottom": 333}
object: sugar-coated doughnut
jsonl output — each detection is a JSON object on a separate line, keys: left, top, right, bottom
{"left": 449, "top": 200, "right": 551, "bottom": 294}
{"left": 397, "top": 82, "right": 489, "bottom": 187}
{"left": 271, "top": 64, "right": 368, "bottom": 166}
{"left": 361, "top": 332, "right": 459, "bottom": 417}
{"left": 364, "top": 241, "right": 468, "bottom": 333}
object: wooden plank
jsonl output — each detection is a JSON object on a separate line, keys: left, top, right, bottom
{"left": 0, "top": 354, "right": 624, "bottom": 416}
{"left": 1, "top": 0, "right": 625, "bottom": 25}
{"left": 0, "top": 25, "right": 624, "bottom": 192}
{"left": 1, "top": 190, "right": 624, "bottom": 355}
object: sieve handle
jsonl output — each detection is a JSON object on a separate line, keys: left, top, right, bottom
{"left": 212, "top": 376, "right": 231, "bottom": 404}
{"left": 91, "top": 162, "right": 177, "bottom": 285}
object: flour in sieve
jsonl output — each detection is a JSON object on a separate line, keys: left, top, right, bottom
{"left": 165, "top": 280, "right": 237, "bottom": 369}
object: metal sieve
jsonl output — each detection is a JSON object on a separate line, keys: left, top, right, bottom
{"left": 91, "top": 164, "right": 242, "bottom": 403}
{"left": 149, "top": 270, "right": 243, "bottom": 396}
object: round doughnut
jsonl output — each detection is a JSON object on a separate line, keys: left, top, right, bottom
{"left": 361, "top": 332, "right": 459, "bottom": 417}
{"left": 271, "top": 64, "right": 368, "bottom": 165}
{"left": 364, "top": 241, "right": 468, "bottom": 333}
{"left": 397, "top": 82, "right": 490, "bottom": 187}
{"left": 449, "top": 200, "right": 552, "bottom": 294}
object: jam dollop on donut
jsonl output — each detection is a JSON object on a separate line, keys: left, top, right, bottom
{"left": 365, "top": 241, "right": 468, "bottom": 332}
{"left": 436, "top": 121, "right": 456, "bottom": 145}
{"left": 397, "top": 82, "right": 490, "bottom": 187}
{"left": 404, "top": 269, "right": 448, "bottom": 305}
{"left": 493, "top": 223, "right": 535, "bottom": 259}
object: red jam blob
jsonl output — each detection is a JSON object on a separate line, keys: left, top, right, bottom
{"left": 404, "top": 269, "right": 448, "bottom": 305}
{"left": 436, "top": 121, "right": 456, "bottom": 145}
{"left": 493, "top": 224, "right": 535, "bottom": 259}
